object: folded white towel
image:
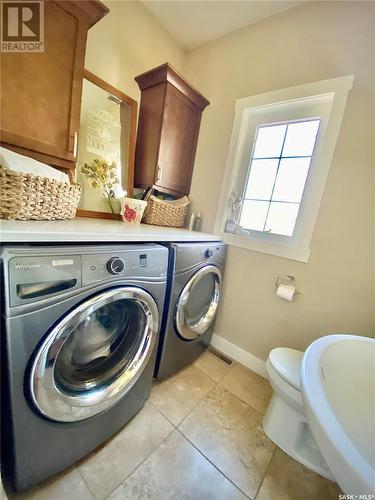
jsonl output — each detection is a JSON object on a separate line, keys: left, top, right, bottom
{"left": 0, "top": 147, "right": 70, "bottom": 184}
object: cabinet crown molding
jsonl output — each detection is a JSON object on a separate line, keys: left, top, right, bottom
{"left": 73, "top": 0, "right": 109, "bottom": 27}
{"left": 135, "top": 62, "right": 210, "bottom": 110}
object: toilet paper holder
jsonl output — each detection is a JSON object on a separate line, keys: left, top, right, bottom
{"left": 275, "top": 275, "right": 302, "bottom": 295}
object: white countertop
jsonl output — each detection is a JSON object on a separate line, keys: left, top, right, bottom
{"left": 0, "top": 218, "right": 221, "bottom": 243}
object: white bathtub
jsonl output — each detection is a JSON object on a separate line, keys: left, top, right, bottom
{"left": 301, "top": 334, "right": 375, "bottom": 495}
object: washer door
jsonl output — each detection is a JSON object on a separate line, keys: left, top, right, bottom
{"left": 30, "top": 287, "right": 158, "bottom": 422}
{"left": 175, "top": 265, "right": 222, "bottom": 341}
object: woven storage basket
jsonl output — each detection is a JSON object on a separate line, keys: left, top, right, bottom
{"left": 142, "top": 193, "right": 189, "bottom": 228}
{"left": 0, "top": 164, "right": 81, "bottom": 220}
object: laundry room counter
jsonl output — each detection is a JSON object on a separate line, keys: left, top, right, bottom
{"left": 0, "top": 218, "right": 221, "bottom": 243}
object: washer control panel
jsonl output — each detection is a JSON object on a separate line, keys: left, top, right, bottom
{"left": 81, "top": 248, "right": 164, "bottom": 286}
{"left": 3, "top": 244, "right": 168, "bottom": 308}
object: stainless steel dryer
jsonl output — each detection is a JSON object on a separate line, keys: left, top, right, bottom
{"left": 0, "top": 244, "right": 168, "bottom": 492}
{"left": 155, "top": 242, "right": 226, "bottom": 380}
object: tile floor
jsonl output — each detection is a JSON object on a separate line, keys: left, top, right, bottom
{"left": 2, "top": 351, "right": 342, "bottom": 500}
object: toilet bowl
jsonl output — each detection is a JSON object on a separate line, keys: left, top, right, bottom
{"left": 263, "top": 347, "right": 334, "bottom": 480}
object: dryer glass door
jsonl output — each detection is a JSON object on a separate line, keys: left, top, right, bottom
{"left": 30, "top": 287, "right": 158, "bottom": 422}
{"left": 175, "top": 265, "right": 222, "bottom": 341}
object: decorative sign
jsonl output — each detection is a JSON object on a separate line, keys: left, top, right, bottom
{"left": 86, "top": 108, "right": 121, "bottom": 164}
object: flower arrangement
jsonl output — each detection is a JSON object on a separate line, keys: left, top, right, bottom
{"left": 81, "top": 158, "right": 119, "bottom": 216}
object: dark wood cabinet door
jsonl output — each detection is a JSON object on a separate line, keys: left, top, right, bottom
{"left": 134, "top": 63, "right": 209, "bottom": 196}
{"left": 156, "top": 84, "right": 201, "bottom": 195}
{"left": 1, "top": 1, "right": 88, "bottom": 164}
{"left": 134, "top": 83, "right": 166, "bottom": 189}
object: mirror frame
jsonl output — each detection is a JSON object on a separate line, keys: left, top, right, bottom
{"left": 76, "top": 69, "right": 138, "bottom": 220}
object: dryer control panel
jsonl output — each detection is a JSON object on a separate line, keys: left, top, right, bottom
{"left": 173, "top": 242, "right": 226, "bottom": 274}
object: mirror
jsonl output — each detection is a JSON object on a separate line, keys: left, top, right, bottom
{"left": 76, "top": 70, "right": 137, "bottom": 219}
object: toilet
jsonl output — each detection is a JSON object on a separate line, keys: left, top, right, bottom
{"left": 263, "top": 347, "right": 334, "bottom": 480}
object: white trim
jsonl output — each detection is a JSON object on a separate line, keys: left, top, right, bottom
{"left": 215, "top": 75, "right": 354, "bottom": 263}
{"left": 233, "top": 74, "right": 353, "bottom": 111}
{"left": 210, "top": 332, "right": 268, "bottom": 379}
{"left": 222, "top": 232, "right": 311, "bottom": 263}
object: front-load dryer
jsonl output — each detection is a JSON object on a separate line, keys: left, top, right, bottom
{"left": 155, "top": 242, "right": 226, "bottom": 380}
{"left": 0, "top": 244, "right": 168, "bottom": 492}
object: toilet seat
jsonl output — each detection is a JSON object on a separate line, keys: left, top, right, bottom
{"left": 268, "top": 347, "right": 303, "bottom": 390}
{"left": 266, "top": 358, "right": 304, "bottom": 414}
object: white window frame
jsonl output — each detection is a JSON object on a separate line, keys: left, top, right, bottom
{"left": 215, "top": 75, "right": 354, "bottom": 263}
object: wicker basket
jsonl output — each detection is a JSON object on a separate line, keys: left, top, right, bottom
{"left": 142, "top": 193, "right": 189, "bottom": 228}
{"left": 0, "top": 164, "right": 82, "bottom": 220}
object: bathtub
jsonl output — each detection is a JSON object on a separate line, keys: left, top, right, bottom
{"left": 301, "top": 334, "right": 375, "bottom": 495}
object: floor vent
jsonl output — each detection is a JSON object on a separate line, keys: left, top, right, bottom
{"left": 208, "top": 346, "right": 233, "bottom": 366}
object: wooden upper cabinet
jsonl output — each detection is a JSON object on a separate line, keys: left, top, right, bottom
{"left": 134, "top": 63, "right": 209, "bottom": 196}
{"left": 0, "top": 0, "right": 108, "bottom": 170}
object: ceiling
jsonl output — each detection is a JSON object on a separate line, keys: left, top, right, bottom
{"left": 141, "top": 1, "right": 306, "bottom": 50}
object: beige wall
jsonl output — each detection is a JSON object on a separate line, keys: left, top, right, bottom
{"left": 183, "top": 1, "right": 375, "bottom": 359}
{"left": 85, "top": 1, "right": 184, "bottom": 101}
{"left": 84, "top": 1, "right": 374, "bottom": 361}
{"left": 82, "top": 1, "right": 185, "bottom": 208}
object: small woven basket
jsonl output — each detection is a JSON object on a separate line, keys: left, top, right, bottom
{"left": 0, "top": 165, "right": 82, "bottom": 220}
{"left": 142, "top": 193, "right": 189, "bottom": 228}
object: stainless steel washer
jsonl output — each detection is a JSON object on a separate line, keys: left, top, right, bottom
{"left": 1, "top": 244, "right": 168, "bottom": 492}
{"left": 155, "top": 242, "right": 226, "bottom": 380}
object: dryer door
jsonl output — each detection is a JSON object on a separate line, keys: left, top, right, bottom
{"left": 30, "top": 287, "right": 158, "bottom": 422}
{"left": 175, "top": 265, "right": 222, "bottom": 341}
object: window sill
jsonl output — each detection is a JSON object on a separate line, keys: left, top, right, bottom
{"left": 222, "top": 232, "right": 311, "bottom": 263}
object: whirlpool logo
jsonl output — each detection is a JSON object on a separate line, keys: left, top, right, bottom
{"left": 1, "top": 0, "right": 44, "bottom": 52}
{"left": 14, "top": 262, "right": 41, "bottom": 270}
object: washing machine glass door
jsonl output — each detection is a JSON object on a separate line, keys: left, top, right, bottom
{"left": 30, "top": 287, "right": 158, "bottom": 422}
{"left": 175, "top": 265, "right": 222, "bottom": 341}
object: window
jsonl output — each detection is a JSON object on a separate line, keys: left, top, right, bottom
{"left": 215, "top": 75, "right": 354, "bottom": 262}
{"left": 240, "top": 119, "right": 320, "bottom": 236}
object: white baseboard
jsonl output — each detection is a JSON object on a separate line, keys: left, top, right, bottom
{"left": 210, "top": 333, "right": 268, "bottom": 379}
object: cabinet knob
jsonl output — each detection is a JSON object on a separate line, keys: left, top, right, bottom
{"left": 69, "top": 132, "right": 78, "bottom": 157}
{"left": 156, "top": 165, "right": 162, "bottom": 183}
{"left": 73, "top": 131, "right": 78, "bottom": 158}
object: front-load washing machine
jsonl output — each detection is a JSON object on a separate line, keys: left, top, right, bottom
{"left": 155, "top": 242, "right": 226, "bottom": 380}
{"left": 0, "top": 244, "right": 168, "bottom": 492}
